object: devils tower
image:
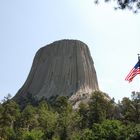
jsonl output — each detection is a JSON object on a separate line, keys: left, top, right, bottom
{"left": 14, "top": 40, "right": 99, "bottom": 103}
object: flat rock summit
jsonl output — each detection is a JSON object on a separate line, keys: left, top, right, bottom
{"left": 15, "top": 39, "right": 99, "bottom": 104}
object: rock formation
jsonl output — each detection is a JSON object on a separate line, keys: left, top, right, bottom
{"left": 14, "top": 39, "right": 99, "bottom": 104}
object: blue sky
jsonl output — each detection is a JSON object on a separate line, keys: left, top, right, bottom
{"left": 0, "top": 0, "right": 140, "bottom": 102}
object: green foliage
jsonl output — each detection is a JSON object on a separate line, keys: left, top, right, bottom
{"left": 100, "top": 120, "right": 124, "bottom": 140}
{"left": 92, "top": 123, "right": 106, "bottom": 139}
{"left": 119, "top": 92, "right": 140, "bottom": 124}
{"left": 0, "top": 127, "right": 16, "bottom": 140}
{"left": 70, "top": 131, "right": 81, "bottom": 140}
{"left": 92, "top": 120, "right": 125, "bottom": 140}
{"left": 88, "top": 91, "right": 112, "bottom": 126}
{"left": 0, "top": 99, "right": 20, "bottom": 127}
{"left": 78, "top": 102, "right": 89, "bottom": 129}
{"left": 19, "top": 129, "right": 44, "bottom": 140}
{"left": 18, "top": 104, "right": 38, "bottom": 131}
{"left": 0, "top": 92, "right": 140, "bottom": 140}
{"left": 80, "top": 129, "right": 94, "bottom": 140}
{"left": 37, "top": 100, "right": 57, "bottom": 139}
{"left": 52, "top": 96, "right": 72, "bottom": 113}
{"left": 16, "top": 92, "right": 38, "bottom": 110}
{"left": 124, "top": 124, "right": 140, "bottom": 140}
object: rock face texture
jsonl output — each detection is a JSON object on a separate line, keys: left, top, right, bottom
{"left": 15, "top": 40, "right": 99, "bottom": 103}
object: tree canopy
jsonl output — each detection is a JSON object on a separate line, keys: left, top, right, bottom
{"left": 0, "top": 91, "right": 140, "bottom": 140}
{"left": 95, "top": 0, "right": 140, "bottom": 13}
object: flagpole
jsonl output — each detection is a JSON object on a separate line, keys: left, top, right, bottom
{"left": 138, "top": 54, "right": 140, "bottom": 93}
{"left": 138, "top": 54, "right": 140, "bottom": 61}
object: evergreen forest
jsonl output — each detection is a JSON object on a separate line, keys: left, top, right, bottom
{"left": 0, "top": 91, "right": 140, "bottom": 140}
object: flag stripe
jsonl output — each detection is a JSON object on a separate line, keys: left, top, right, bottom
{"left": 125, "top": 60, "right": 140, "bottom": 82}
{"left": 125, "top": 68, "right": 140, "bottom": 80}
{"left": 125, "top": 69, "right": 140, "bottom": 81}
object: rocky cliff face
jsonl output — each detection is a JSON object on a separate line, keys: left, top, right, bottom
{"left": 15, "top": 40, "right": 99, "bottom": 103}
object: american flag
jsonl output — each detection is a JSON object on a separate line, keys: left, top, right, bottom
{"left": 125, "top": 60, "right": 140, "bottom": 82}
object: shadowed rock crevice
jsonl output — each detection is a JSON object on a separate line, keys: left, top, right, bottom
{"left": 14, "top": 39, "right": 99, "bottom": 103}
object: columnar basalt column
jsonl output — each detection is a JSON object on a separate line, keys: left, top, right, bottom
{"left": 14, "top": 40, "right": 99, "bottom": 102}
